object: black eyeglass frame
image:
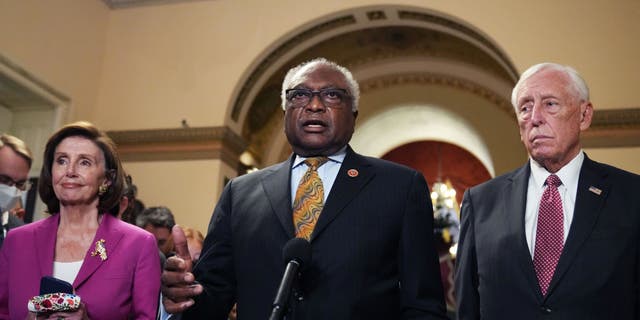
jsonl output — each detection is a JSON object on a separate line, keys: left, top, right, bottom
{"left": 285, "top": 88, "right": 351, "bottom": 109}
{"left": 0, "top": 174, "right": 31, "bottom": 191}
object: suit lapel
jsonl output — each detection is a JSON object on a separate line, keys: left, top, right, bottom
{"left": 547, "top": 156, "right": 608, "bottom": 296}
{"left": 311, "top": 147, "right": 374, "bottom": 242}
{"left": 35, "top": 215, "right": 59, "bottom": 277}
{"left": 73, "top": 214, "right": 124, "bottom": 289}
{"left": 262, "top": 157, "right": 296, "bottom": 237}
{"left": 505, "top": 164, "right": 543, "bottom": 298}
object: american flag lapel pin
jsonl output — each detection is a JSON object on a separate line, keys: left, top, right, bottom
{"left": 588, "top": 186, "right": 602, "bottom": 195}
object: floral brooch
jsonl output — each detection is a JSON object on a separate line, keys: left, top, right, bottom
{"left": 90, "top": 239, "right": 107, "bottom": 261}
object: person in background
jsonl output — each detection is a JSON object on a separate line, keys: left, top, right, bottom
{"left": 162, "top": 57, "right": 446, "bottom": 319}
{"left": 0, "top": 121, "right": 160, "bottom": 319}
{"left": 0, "top": 133, "right": 32, "bottom": 249}
{"left": 118, "top": 174, "right": 138, "bottom": 223}
{"left": 455, "top": 63, "right": 640, "bottom": 319}
{"left": 181, "top": 226, "right": 204, "bottom": 263}
{"left": 137, "top": 206, "right": 176, "bottom": 257}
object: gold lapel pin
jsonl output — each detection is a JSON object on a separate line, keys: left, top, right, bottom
{"left": 347, "top": 169, "right": 359, "bottom": 178}
{"left": 91, "top": 239, "right": 108, "bottom": 261}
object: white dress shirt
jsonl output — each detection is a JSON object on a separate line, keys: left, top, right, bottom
{"left": 525, "top": 152, "right": 584, "bottom": 257}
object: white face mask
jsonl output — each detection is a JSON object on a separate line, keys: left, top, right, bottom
{"left": 0, "top": 184, "right": 23, "bottom": 213}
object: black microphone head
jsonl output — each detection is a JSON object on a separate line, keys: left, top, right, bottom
{"left": 282, "top": 238, "right": 311, "bottom": 268}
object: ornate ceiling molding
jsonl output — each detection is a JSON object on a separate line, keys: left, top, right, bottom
{"left": 396, "top": 10, "right": 517, "bottom": 79}
{"left": 231, "top": 15, "right": 356, "bottom": 121}
{"left": 107, "top": 126, "right": 247, "bottom": 166}
{"left": 362, "top": 72, "right": 640, "bottom": 148}
{"left": 583, "top": 108, "right": 640, "bottom": 148}
{"left": 231, "top": 6, "right": 518, "bottom": 123}
{"left": 101, "top": 0, "right": 211, "bottom": 10}
{"left": 359, "top": 72, "right": 514, "bottom": 116}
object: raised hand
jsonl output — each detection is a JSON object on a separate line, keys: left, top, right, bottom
{"left": 161, "top": 225, "right": 203, "bottom": 314}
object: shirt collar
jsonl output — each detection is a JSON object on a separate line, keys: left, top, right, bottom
{"left": 530, "top": 151, "right": 584, "bottom": 191}
{"left": 1, "top": 210, "right": 8, "bottom": 227}
{"left": 293, "top": 145, "right": 347, "bottom": 168}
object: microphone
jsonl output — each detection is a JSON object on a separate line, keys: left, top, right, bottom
{"left": 268, "top": 238, "right": 311, "bottom": 320}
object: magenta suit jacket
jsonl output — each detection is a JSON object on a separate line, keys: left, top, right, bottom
{"left": 0, "top": 213, "right": 160, "bottom": 320}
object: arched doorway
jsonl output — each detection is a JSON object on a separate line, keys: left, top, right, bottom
{"left": 382, "top": 140, "right": 491, "bottom": 205}
{"left": 228, "top": 5, "right": 526, "bottom": 175}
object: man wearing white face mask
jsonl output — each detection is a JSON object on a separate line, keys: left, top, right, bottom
{"left": 0, "top": 134, "right": 32, "bottom": 248}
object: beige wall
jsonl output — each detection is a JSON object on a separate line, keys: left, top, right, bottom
{"left": 585, "top": 147, "right": 640, "bottom": 174}
{"left": 122, "top": 159, "right": 224, "bottom": 231}
{"left": 95, "top": 1, "right": 640, "bottom": 129}
{"left": 1, "top": 0, "right": 638, "bottom": 232}
{"left": 0, "top": 0, "right": 108, "bottom": 122}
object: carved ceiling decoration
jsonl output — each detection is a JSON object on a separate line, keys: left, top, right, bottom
{"left": 232, "top": 3, "right": 640, "bottom": 167}
{"left": 94, "top": 4, "right": 639, "bottom": 172}
{"left": 231, "top": 15, "right": 356, "bottom": 121}
{"left": 231, "top": 6, "right": 521, "bottom": 124}
{"left": 583, "top": 108, "right": 640, "bottom": 148}
{"left": 101, "top": 105, "right": 639, "bottom": 167}
{"left": 107, "top": 126, "right": 246, "bottom": 167}
{"left": 396, "top": 10, "right": 514, "bottom": 75}
{"left": 101, "top": 0, "right": 211, "bottom": 10}
{"left": 240, "top": 24, "right": 517, "bottom": 164}
{"left": 359, "top": 72, "right": 514, "bottom": 116}
{"left": 234, "top": 18, "right": 515, "bottom": 123}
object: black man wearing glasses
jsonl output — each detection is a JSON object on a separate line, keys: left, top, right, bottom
{"left": 161, "top": 57, "right": 447, "bottom": 320}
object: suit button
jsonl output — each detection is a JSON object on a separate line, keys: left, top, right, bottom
{"left": 540, "top": 306, "right": 552, "bottom": 314}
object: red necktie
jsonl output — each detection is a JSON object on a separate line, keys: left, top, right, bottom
{"left": 533, "top": 174, "right": 564, "bottom": 296}
{"left": 293, "top": 157, "right": 329, "bottom": 240}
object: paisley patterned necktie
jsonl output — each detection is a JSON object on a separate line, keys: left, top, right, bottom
{"left": 293, "top": 157, "right": 329, "bottom": 240}
{"left": 533, "top": 174, "right": 564, "bottom": 296}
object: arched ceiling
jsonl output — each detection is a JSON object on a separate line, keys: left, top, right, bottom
{"left": 224, "top": 5, "right": 638, "bottom": 178}
{"left": 241, "top": 22, "right": 517, "bottom": 166}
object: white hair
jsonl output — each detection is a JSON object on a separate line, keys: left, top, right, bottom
{"left": 511, "top": 62, "right": 590, "bottom": 110}
{"left": 281, "top": 57, "right": 360, "bottom": 112}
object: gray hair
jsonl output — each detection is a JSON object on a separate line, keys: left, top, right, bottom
{"left": 281, "top": 57, "right": 360, "bottom": 112}
{"left": 511, "top": 62, "right": 590, "bottom": 110}
{"left": 136, "top": 206, "right": 176, "bottom": 230}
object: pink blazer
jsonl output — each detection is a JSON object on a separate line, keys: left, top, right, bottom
{"left": 0, "top": 213, "right": 160, "bottom": 320}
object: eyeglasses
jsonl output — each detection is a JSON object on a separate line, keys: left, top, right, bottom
{"left": 285, "top": 88, "right": 351, "bottom": 109}
{"left": 0, "top": 174, "right": 31, "bottom": 191}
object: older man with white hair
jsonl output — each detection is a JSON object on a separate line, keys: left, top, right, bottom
{"left": 455, "top": 63, "right": 640, "bottom": 319}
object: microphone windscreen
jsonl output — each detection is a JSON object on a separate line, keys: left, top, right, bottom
{"left": 282, "top": 238, "right": 311, "bottom": 268}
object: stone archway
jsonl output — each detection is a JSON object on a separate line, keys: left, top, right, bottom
{"left": 229, "top": 5, "right": 524, "bottom": 176}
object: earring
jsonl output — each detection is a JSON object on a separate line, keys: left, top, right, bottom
{"left": 98, "top": 184, "right": 108, "bottom": 196}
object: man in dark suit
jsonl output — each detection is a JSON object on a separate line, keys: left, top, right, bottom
{"left": 161, "top": 58, "right": 447, "bottom": 319}
{"left": 455, "top": 63, "right": 640, "bottom": 319}
{"left": 0, "top": 133, "right": 32, "bottom": 248}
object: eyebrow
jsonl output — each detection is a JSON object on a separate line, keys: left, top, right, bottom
{"left": 518, "top": 93, "right": 560, "bottom": 104}
{"left": 291, "top": 84, "right": 343, "bottom": 90}
{"left": 54, "top": 152, "right": 99, "bottom": 161}
{"left": 540, "top": 94, "right": 560, "bottom": 100}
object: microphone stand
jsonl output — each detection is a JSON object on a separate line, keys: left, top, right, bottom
{"left": 268, "top": 260, "right": 300, "bottom": 320}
